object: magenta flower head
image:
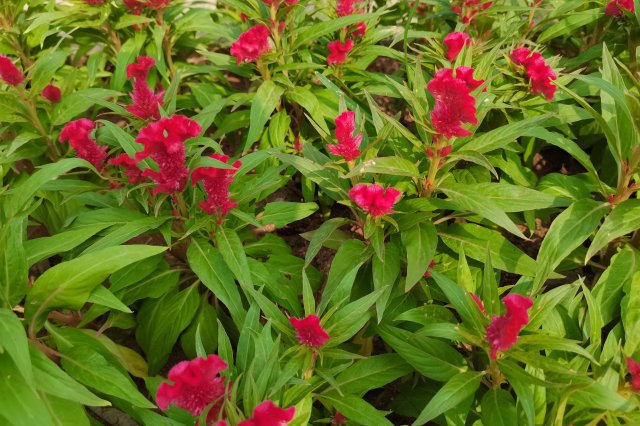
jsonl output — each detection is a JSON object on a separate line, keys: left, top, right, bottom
{"left": 156, "top": 355, "right": 228, "bottom": 422}
{"left": 469, "top": 292, "right": 486, "bottom": 315}
{"left": 109, "top": 154, "right": 145, "bottom": 184}
{"left": 485, "top": 293, "right": 533, "bottom": 359}
{"left": 191, "top": 154, "right": 242, "bottom": 221}
{"left": 41, "top": 83, "right": 62, "bottom": 104}
{"left": 0, "top": 55, "right": 24, "bottom": 86}
{"left": 126, "top": 56, "right": 163, "bottom": 121}
{"left": 443, "top": 32, "right": 471, "bottom": 61}
{"left": 134, "top": 115, "right": 202, "bottom": 195}
{"left": 327, "top": 39, "right": 354, "bottom": 65}
{"left": 289, "top": 314, "right": 330, "bottom": 348}
{"left": 124, "top": 0, "right": 147, "bottom": 14}
{"left": 426, "top": 67, "right": 483, "bottom": 139}
{"left": 510, "top": 47, "right": 556, "bottom": 101}
{"left": 605, "top": 0, "right": 634, "bottom": 16}
{"left": 231, "top": 25, "right": 272, "bottom": 64}
{"left": 59, "top": 119, "right": 108, "bottom": 171}
{"left": 336, "top": 0, "right": 360, "bottom": 16}
{"left": 349, "top": 183, "right": 402, "bottom": 217}
{"left": 627, "top": 358, "right": 640, "bottom": 392}
{"left": 237, "top": 400, "right": 296, "bottom": 426}
{"left": 327, "top": 111, "right": 362, "bottom": 161}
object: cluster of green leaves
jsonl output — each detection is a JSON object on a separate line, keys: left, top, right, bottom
{"left": 1, "top": 0, "right": 640, "bottom": 425}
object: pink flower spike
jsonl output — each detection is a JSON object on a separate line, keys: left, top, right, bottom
{"left": 156, "top": 355, "right": 228, "bottom": 423}
{"left": 126, "top": 56, "right": 163, "bottom": 121}
{"left": 191, "top": 154, "right": 242, "bottom": 221}
{"left": 59, "top": 119, "right": 107, "bottom": 170}
{"left": 327, "top": 111, "right": 362, "bottom": 161}
{"left": 109, "top": 153, "right": 145, "bottom": 184}
{"left": 349, "top": 183, "right": 402, "bottom": 217}
{"left": 0, "top": 55, "right": 24, "bottom": 86}
{"left": 443, "top": 32, "right": 471, "bottom": 61}
{"left": 627, "top": 358, "right": 640, "bottom": 392}
{"left": 336, "top": 0, "right": 360, "bottom": 16}
{"left": 124, "top": 0, "right": 147, "bottom": 14}
{"left": 469, "top": 292, "right": 486, "bottom": 315}
{"left": 134, "top": 115, "right": 201, "bottom": 195}
{"left": 352, "top": 22, "right": 367, "bottom": 37}
{"left": 238, "top": 400, "right": 296, "bottom": 426}
{"left": 289, "top": 314, "right": 330, "bottom": 348}
{"left": 605, "top": 0, "right": 634, "bottom": 16}
{"left": 41, "top": 84, "right": 62, "bottom": 104}
{"left": 332, "top": 411, "right": 348, "bottom": 424}
{"left": 427, "top": 67, "right": 483, "bottom": 139}
{"left": 327, "top": 39, "right": 354, "bottom": 65}
{"left": 231, "top": 25, "right": 272, "bottom": 64}
{"left": 485, "top": 293, "right": 533, "bottom": 359}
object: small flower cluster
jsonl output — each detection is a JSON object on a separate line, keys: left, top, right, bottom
{"left": 231, "top": 25, "right": 272, "bottom": 64}
{"left": 0, "top": 54, "right": 24, "bottom": 86}
{"left": 327, "top": 0, "right": 366, "bottom": 65}
{"left": 192, "top": 154, "right": 242, "bottom": 223}
{"left": 427, "top": 67, "right": 483, "bottom": 139}
{"left": 451, "top": 0, "right": 493, "bottom": 24}
{"left": 443, "top": 32, "right": 471, "bottom": 62}
{"left": 156, "top": 356, "right": 296, "bottom": 425}
{"left": 510, "top": 47, "right": 556, "bottom": 101}
{"left": 126, "top": 56, "right": 164, "bottom": 121}
{"left": 327, "top": 111, "right": 362, "bottom": 161}
{"left": 59, "top": 119, "right": 108, "bottom": 170}
{"left": 605, "top": 0, "right": 635, "bottom": 16}
{"left": 349, "top": 184, "right": 402, "bottom": 217}
{"left": 289, "top": 314, "right": 330, "bottom": 348}
{"left": 484, "top": 293, "right": 533, "bottom": 359}
{"left": 627, "top": 357, "right": 640, "bottom": 392}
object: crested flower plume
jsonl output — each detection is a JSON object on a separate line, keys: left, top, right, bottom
{"left": 444, "top": 32, "right": 472, "bottom": 61}
{"left": 59, "top": 119, "right": 107, "bottom": 170}
{"left": 231, "top": 25, "right": 272, "bottom": 64}
{"left": 191, "top": 153, "right": 242, "bottom": 221}
{"left": 289, "top": 314, "right": 330, "bottom": 348}
{"left": 0, "top": 55, "right": 25, "bottom": 86}
{"left": 126, "top": 56, "right": 164, "bottom": 121}
{"left": 327, "top": 111, "right": 362, "bottom": 161}
{"left": 327, "top": 39, "right": 354, "bottom": 65}
{"left": 485, "top": 293, "right": 533, "bottom": 359}
{"left": 510, "top": 47, "right": 556, "bottom": 100}
{"left": 349, "top": 183, "right": 402, "bottom": 217}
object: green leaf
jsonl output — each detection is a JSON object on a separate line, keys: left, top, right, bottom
{"left": 286, "top": 86, "right": 329, "bottom": 134}
{"left": 537, "top": 8, "right": 602, "bottom": 42}
{"left": 39, "top": 394, "right": 89, "bottom": 426}
{"left": 373, "top": 242, "right": 401, "bottom": 320}
{"left": 481, "top": 388, "right": 518, "bottom": 426}
{"left": 81, "top": 216, "right": 169, "bottom": 254}
{"left": 0, "top": 356, "right": 55, "bottom": 426}
{"left": 0, "top": 309, "right": 32, "bottom": 385}
{"left": 188, "top": 238, "right": 246, "bottom": 327}
{"left": 622, "top": 271, "right": 640, "bottom": 355}
{"left": 533, "top": 199, "right": 608, "bottom": 291}
{"left": 216, "top": 227, "right": 254, "bottom": 289}
{"left": 136, "top": 285, "right": 200, "bottom": 374}
{"left": 30, "top": 346, "right": 108, "bottom": 406}
{"left": 587, "top": 199, "right": 640, "bottom": 262}
{"left": 260, "top": 202, "right": 319, "bottom": 228}
{"left": 333, "top": 354, "right": 412, "bottom": 395}
{"left": 304, "top": 218, "right": 350, "bottom": 267}
{"left": 592, "top": 246, "right": 640, "bottom": 324}
{"left": 25, "top": 245, "right": 166, "bottom": 330}
{"left": 292, "top": 13, "right": 377, "bottom": 48}
{"left": 459, "top": 182, "right": 570, "bottom": 212}
{"left": 412, "top": 371, "right": 483, "bottom": 426}
{"left": 24, "top": 224, "right": 110, "bottom": 267}
{"left": 441, "top": 223, "right": 539, "bottom": 277}
{"left": 318, "top": 394, "right": 393, "bottom": 426}
{"left": 87, "top": 285, "right": 132, "bottom": 313}
{"left": 0, "top": 218, "right": 28, "bottom": 308}
{"left": 274, "top": 153, "right": 349, "bottom": 201}
{"left": 430, "top": 271, "right": 485, "bottom": 333}
{"left": 439, "top": 182, "right": 525, "bottom": 238}
{"left": 460, "top": 114, "right": 551, "bottom": 154}
{"left": 61, "top": 346, "right": 154, "bottom": 408}
{"left": 245, "top": 80, "right": 285, "bottom": 152}
{"left": 51, "top": 89, "right": 124, "bottom": 125}
{"left": 402, "top": 221, "right": 437, "bottom": 291}
{"left": 344, "top": 157, "right": 420, "bottom": 178}
{"left": 30, "top": 50, "right": 69, "bottom": 93}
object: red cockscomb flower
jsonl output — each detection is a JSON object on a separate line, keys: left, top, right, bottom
{"left": 332, "top": 412, "right": 348, "bottom": 425}
{"left": 146, "top": 0, "right": 171, "bottom": 9}
{"left": 427, "top": 67, "right": 483, "bottom": 139}
{"left": 109, "top": 154, "right": 145, "bottom": 184}
{"left": 0, "top": 55, "right": 24, "bottom": 86}
{"left": 134, "top": 115, "right": 201, "bottom": 195}
{"left": 485, "top": 293, "right": 533, "bottom": 359}
{"left": 352, "top": 22, "right": 367, "bottom": 37}
{"left": 510, "top": 47, "right": 556, "bottom": 100}
{"left": 156, "top": 355, "right": 228, "bottom": 423}
{"left": 126, "top": 56, "right": 163, "bottom": 121}
{"left": 237, "top": 401, "right": 296, "bottom": 426}
{"left": 327, "top": 39, "right": 354, "bottom": 65}
{"left": 59, "top": 119, "right": 108, "bottom": 170}
{"left": 327, "top": 111, "right": 362, "bottom": 161}
{"left": 337, "top": 0, "right": 360, "bottom": 16}
{"left": 627, "top": 358, "right": 640, "bottom": 392}
{"left": 41, "top": 83, "right": 62, "bottom": 104}
{"left": 191, "top": 154, "right": 242, "bottom": 221}
{"left": 289, "top": 314, "right": 330, "bottom": 348}
{"left": 349, "top": 183, "right": 402, "bottom": 217}
{"left": 451, "top": 0, "right": 493, "bottom": 24}
{"left": 124, "top": 0, "right": 147, "bottom": 14}
{"left": 605, "top": 0, "right": 634, "bottom": 16}
{"left": 443, "top": 32, "right": 471, "bottom": 61}
{"left": 231, "top": 25, "right": 272, "bottom": 64}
